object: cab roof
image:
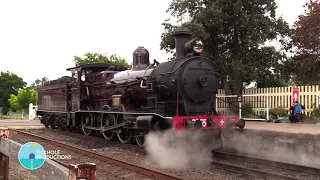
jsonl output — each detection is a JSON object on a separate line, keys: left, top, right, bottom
{"left": 66, "top": 63, "right": 128, "bottom": 72}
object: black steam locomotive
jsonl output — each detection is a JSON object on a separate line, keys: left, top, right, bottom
{"left": 36, "top": 31, "right": 245, "bottom": 146}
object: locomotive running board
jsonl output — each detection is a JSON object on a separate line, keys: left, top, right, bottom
{"left": 77, "top": 110, "right": 172, "bottom": 120}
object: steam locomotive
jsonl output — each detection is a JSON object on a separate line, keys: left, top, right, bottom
{"left": 36, "top": 31, "right": 245, "bottom": 146}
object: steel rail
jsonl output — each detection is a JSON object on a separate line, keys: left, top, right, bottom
{"left": 211, "top": 161, "right": 298, "bottom": 180}
{"left": 35, "top": 128, "right": 146, "bottom": 153}
{"left": 212, "top": 151, "right": 320, "bottom": 175}
{"left": 13, "top": 129, "right": 181, "bottom": 180}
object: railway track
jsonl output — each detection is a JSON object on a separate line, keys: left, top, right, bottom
{"left": 22, "top": 128, "right": 146, "bottom": 154}
{"left": 212, "top": 151, "right": 320, "bottom": 180}
{"left": 211, "top": 161, "right": 297, "bottom": 180}
{"left": 15, "top": 128, "right": 320, "bottom": 180}
{"left": 12, "top": 129, "right": 181, "bottom": 180}
{"left": 212, "top": 151, "right": 320, "bottom": 175}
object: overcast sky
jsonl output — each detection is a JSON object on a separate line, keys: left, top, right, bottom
{"left": 0, "top": 0, "right": 307, "bottom": 85}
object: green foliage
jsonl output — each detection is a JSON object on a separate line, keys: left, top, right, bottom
{"left": 160, "top": 0, "right": 291, "bottom": 94}
{"left": 8, "top": 94, "right": 19, "bottom": 111}
{"left": 310, "top": 104, "right": 320, "bottom": 118}
{"left": 8, "top": 88, "right": 36, "bottom": 111}
{"left": 228, "top": 103, "right": 254, "bottom": 118}
{"left": 289, "top": 1, "right": 320, "bottom": 85}
{"left": 0, "top": 71, "right": 26, "bottom": 115}
{"left": 74, "top": 52, "right": 131, "bottom": 69}
{"left": 269, "top": 107, "right": 288, "bottom": 119}
{"left": 292, "top": 0, "right": 320, "bottom": 54}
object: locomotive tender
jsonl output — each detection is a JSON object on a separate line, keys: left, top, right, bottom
{"left": 36, "top": 31, "right": 245, "bottom": 146}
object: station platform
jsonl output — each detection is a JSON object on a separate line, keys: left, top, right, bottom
{"left": 222, "top": 121, "right": 320, "bottom": 167}
{"left": 245, "top": 121, "right": 320, "bottom": 135}
{"left": 0, "top": 119, "right": 43, "bottom": 129}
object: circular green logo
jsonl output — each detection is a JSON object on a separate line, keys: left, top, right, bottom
{"left": 18, "top": 142, "right": 46, "bottom": 170}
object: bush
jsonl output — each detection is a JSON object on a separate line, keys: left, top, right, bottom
{"left": 310, "top": 105, "right": 320, "bottom": 119}
{"left": 228, "top": 103, "right": 254, "bottom": 118}
{"left": 269, "top": 107, "right": 288, "bottom": 119}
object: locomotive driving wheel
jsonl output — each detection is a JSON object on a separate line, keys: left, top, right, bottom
{"left": 100, "top": 105, "right": 115, "bottom": 140}
{"left": 81, "top": 113, "right": 94, "bottom": 136}
{"left": 101, "top": 114, "right": 115, "bottom": 140}
{"left": 135, "top": 131, "right": 147, "bottom": 147}
{"left": 116, "top": 114, "right": 133, "bottom": 144}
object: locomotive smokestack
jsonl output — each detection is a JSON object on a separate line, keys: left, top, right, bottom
{"left": 173, "top": 31, "right": 192, "bottom": 60}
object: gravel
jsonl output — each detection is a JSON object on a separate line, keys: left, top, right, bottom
{"left": 9, "top": 158, "right": 42, "bottom": 180}
{"left": 9, "top": 131, "right": 153, "bottom": 180}
{"left": 11, "top": 128, "right": 250, "bottom": 180}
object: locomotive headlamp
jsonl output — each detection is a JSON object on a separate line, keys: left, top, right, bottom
{"left": 193, "top": 40, "right": 203, "bottom": 54}
{"left": 184, "top": 38, "right": 204, "bottom": 55}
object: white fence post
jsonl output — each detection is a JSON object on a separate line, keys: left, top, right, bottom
{"left": 28, "top": 103, "right": 38, "bottom": 120}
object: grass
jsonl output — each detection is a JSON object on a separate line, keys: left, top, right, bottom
{"left": 0, "top": 112, "right": 29, "bottom": 120}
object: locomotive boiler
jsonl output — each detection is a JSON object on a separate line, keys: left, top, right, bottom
{"left": 36, "top": 31, "right": 245, "bottom": 146}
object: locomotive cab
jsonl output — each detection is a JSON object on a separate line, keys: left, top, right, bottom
{"left": 66, "top": 64, "right": 127, "bottom": 111}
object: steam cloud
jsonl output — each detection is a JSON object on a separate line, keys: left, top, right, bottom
{"left": 144, "top": 129, "right": 320, "bottom": 169}
{"left": 144, "top": 129, "right": 222, "bottom": 169}
{"left": 219, "top": 129, "right": 320, "bottom": 168}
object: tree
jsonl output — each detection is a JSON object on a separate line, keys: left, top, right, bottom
{"left": 74, "top": 52, "right": 132, "bottom": 69}
{"left": 160, "top": 0, "right": 290, "bottom": 94}
{"left": 30, "top": 77, "right": 48, "bottom": 88}
{"left": 290, "top": 0, "right": 320, "bottom": 85}
{"left": 8, "top": 94, "right": 19, "bottom": 112}
{"left": 0, "top": 71, "right": 26, "bottom": 115}
{"left": 41, "top": 77, "right": 48, "bottom": 83}
{"left": 8, "top": 88, "right": 36, "bottom": 118}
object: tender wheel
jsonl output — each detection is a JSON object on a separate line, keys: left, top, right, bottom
{"left": 135, "top": 131, "right": 147, "bottom": 147}
{"left": 53, "top": 117, "right": 61, "bottom": 129}
{"left": 41, "top": 115, "right": 49, "bottom": 128}
{"left": 60, "top": 117, "right": 70, "bottom": 131}
{"left": 81, "top": 113, "right": 94, "bottom": 136}
{"left": 49, "top": 116, "right": 56, "bottom": 129}
{"left": 101, "top": 113, "right": 115, "bottom": 140}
